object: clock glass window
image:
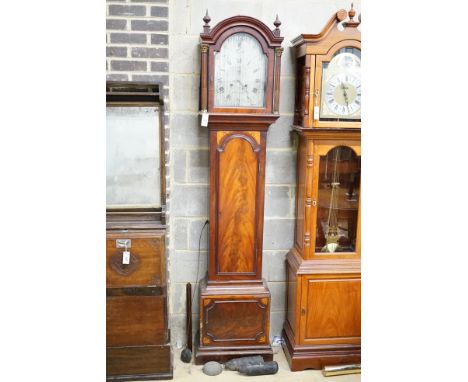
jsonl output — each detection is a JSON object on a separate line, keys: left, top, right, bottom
{"left": 315, "top": 146, "right": 360, "bottom": 254}
{"left": 320, "top": 47, "right": 361, "bottom": 121}
{"left": 214, "top": 32, "right": 267, "bottom": 108}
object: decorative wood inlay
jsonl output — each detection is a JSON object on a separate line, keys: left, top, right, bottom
{"left": 249, "top": 131, "right": 261, "bottom": 144}
{"left": 110, "top": 253, "right": 140, "bottom": 276}
{"left": 204, "top": 299, "right": 267, "bottom": 343}
{"left": 217, "top": 131, "right": 260, "bottom": 145}
{"left": 216, "top": 131, "right": 229, "bottom": 144}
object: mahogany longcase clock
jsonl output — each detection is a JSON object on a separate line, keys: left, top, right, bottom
{"left": 195, "top": 12, "right": 283, "bottom": 364}
{"left": 283, "top": 6, "right": 362, "bottom": 371}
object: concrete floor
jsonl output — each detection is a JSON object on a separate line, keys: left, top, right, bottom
{"left": 171, "top": 346, "right": 361, "bottom": 382}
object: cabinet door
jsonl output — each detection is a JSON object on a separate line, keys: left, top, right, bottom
{"left": 300, "top": 275, "right": 361, "bottom": 345}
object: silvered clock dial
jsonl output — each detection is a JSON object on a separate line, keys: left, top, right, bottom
{"left": 320, "top": 50, "right": 361, "bottom": 120}
{"left": 214, "top": 32, "right": 267, "bottom": 108}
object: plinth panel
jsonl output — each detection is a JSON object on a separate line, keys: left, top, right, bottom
{"left": 195, "top": 279, "right": 273, "bottom": 365}
{"left": 201, "top": 295, "right": 269, "bottom": 347}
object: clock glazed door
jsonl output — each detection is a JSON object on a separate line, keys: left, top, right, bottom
{"left": 309, "top": 143, "right": 361, "bottom": 260}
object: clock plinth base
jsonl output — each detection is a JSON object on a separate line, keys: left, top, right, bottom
{"left": 282, "top": 320, "right": 360, "bottom": 371}
{"left": 195, "top": 278, "right": 272, "bottom": 365}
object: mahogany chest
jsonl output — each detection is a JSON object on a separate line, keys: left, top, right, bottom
{"left": 106, "top": 228, "right": 172, "bottom": 381}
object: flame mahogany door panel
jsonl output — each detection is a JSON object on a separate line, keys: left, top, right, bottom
{"left": 211, "top": 131, "right": 264, "bottom": 281}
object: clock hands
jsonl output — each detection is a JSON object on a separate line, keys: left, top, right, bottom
{"left": 340, "top": 81, "right": 350, "bottom": 114}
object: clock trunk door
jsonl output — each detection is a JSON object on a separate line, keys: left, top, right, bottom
{"left": 210, "top": 131, "right": 264, "bottom": 281}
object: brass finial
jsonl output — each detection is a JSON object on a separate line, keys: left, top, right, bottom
{"left": 273, "top": 14, "right": 281, "bottom": 36}
{"left": 348, "top": 3, "right": 356, "bottom": 21}
{"left": 203, "top": 9, "right": 211, "bottom": 33}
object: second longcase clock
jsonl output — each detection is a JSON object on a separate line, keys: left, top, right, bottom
{"left": 195, "top": 12, "right": 283, "bottom": 364}
{"left": 283, "top": 6, "right": 361, "bottom": 371}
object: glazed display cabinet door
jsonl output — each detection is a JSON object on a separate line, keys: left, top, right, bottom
{"left": 300, "top": 275, "right": 361, "bottom": 345}
{"left": 309, "top": 144, "right": 361, "bottom": 259}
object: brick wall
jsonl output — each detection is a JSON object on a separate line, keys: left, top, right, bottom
{"left": 106, "top": 0, "right": 169, "bottom": 85}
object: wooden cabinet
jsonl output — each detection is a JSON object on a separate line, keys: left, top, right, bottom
{"left": 106, "top": 83, "right": 172, "bottom": 381}
{"left": 106, "top": 228, "right": 172, "bottom": 381}
{"left": 282, "top": 7, "right": 361, "bottom": 371}
{"left": 194, "top": 14, "right": 283, "bottom": 364}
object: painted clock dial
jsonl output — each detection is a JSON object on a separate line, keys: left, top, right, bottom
{"left": 214, "top": 32, "right": 267, "bottom": 108}
{"left": 320, "top": 49, "right": 361, "bottom": 120}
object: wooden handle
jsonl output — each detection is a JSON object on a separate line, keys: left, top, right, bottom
{"left": 186, "top": 282, "right": 192, "bottom": 351}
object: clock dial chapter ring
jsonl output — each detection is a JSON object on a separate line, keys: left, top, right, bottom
{"left": 325, "top": 73, "right": 361, "bottom": 117}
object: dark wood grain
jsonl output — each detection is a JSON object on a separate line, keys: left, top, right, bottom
{"left": 107, "top": 345, "right": 172, "bottom": 378}
{"left": 107, "top": 295, "right": 168, "bottom": 347}
{"left": 204, "top": 298, "right": 268, "bottom": 344}
{"left": 106, "top": 232, "right": 165, "bottom": 288}
{"left": 217, "top": 135, "right": 258, "bottom": 274}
